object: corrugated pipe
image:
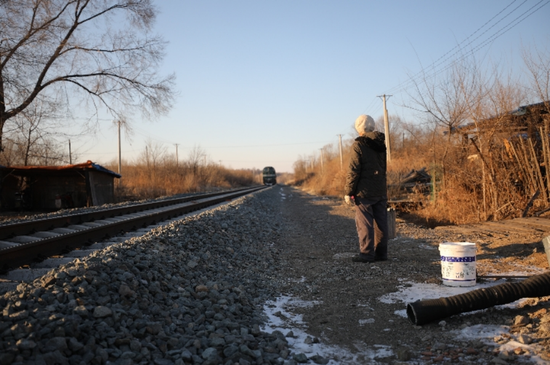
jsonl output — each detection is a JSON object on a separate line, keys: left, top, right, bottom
{"left": 406, "top": 272, "right": 550, "bottom": 325}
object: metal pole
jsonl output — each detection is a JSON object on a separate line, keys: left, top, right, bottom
{"left": 68, "top": 139, "right": 72, "bottom": 164}
{"left": 378, "top": 94, "right": 392, "bottom": 163}
{"left": 118, "top": 120, "right": 122, "bottom": 175}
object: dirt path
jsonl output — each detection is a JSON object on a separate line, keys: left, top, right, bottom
{"left": 274, "top": 185, "right": 550, "bottom": 363}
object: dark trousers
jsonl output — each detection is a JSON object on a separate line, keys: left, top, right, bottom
{"left": 355, "top": 196, "right": 388, "bottom": 260}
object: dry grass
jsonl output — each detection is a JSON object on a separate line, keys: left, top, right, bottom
{"left": 104, "top": 160, "right": 261, "bottom": 201}
{"left": 291, "top": 122, "right": 550, "bottom": 227}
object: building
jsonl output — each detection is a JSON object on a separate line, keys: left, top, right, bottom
{"left": 0, "top": 160, "right": 121, "bottom": 211}
{"left": 451, "top": 100, "right": 550, "bottom": 141}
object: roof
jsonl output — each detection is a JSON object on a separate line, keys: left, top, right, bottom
{"left": 0, "top": 160, "right": 121, "bottom": 178}
{"left": 510, "top": 101, "right": 549, "bottom": 116}
{"left": 450, "top": 100, "right": 549, "bottom": 135}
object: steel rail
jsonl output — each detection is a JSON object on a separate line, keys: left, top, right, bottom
{"left": 0, "top": 186, "right": 266, "bottom": 272}
{"left": 0, "top": 187, "right": 253, "bottom": 240}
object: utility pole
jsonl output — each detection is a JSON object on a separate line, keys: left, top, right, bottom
{"left": 337, "top": 134, "right": 343, "bottom": 170}
{"left": 117, "top": 120, "right": 122, "bottom": 175}
{"left": 68, "top": 139, "right": 72, "bottom": 164}
{"left": 378, "top": 94, "right": 392, "bottom": 163}
{"left": 174, "top": 143, "right": 179, "bottom": 168}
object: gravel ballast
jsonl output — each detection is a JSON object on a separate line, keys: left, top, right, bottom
{"left": 1, "top": 189, "right": 287, "bottom": 365}
{"left": 1, "top": 185, "right": 550, "bottom": 364}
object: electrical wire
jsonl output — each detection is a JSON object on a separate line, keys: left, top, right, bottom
{"left": 368, "top": 0, "right": 548, "bottom": 113}
{"left": 384, "top": 0, "right": 526, "bottom": 96}
{"left": 363, "top": 96, "right": 382, "bottom": 116}
{"left": 390, "top": 0, "right": 548, "bottom": 97}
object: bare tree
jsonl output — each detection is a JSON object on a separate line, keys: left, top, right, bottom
{"left": 0, "top": 0, "right": 175, "bottom": 152}
{"left": 187, "top": 145, "right": 207, "bottom": 178}
{"left": 2, "top": 95, "right": 71, "bottom": 166}
{"left": 141, "top": 139, "right": 166, "bottom": 170}
{"left": 390, "top": 115, "right": 431, "bottom": 152}
{"left": 406, "top": 60, "right": 477, "bottom": 137}
{"left": 523, "top": 45, "right": 550, "bottom": 108}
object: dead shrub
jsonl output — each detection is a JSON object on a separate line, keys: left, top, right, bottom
{"left": 106, "top": 160, "right": 257, "bottom": 201}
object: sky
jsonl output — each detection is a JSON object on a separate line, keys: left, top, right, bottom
{"left": 74, "top": 0, "right": 550, "bottom": 173}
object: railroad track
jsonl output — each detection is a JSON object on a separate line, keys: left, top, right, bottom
{"left": 0, "top": 186, "right": 266, "bottom": 274}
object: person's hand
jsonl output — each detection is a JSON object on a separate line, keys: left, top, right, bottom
{"left": 344, "top": 195, "right": 351, "bottom": 205}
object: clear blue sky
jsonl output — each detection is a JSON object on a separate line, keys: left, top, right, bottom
{"left": 77, "top": 0, "right": 550, "bottom": 173}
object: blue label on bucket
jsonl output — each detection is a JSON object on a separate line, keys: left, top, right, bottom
{"left": 443, "top": 278, "right": 476, "bottom": 281}
{"left": 441, "top": 256, "right": 475, "bottom": 262}
{"left": 443, "top": 278, "right": 476, "bottom": 283}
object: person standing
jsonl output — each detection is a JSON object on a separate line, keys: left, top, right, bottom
{"left": 344, "top": 114, "right": 389, "bottom": 263}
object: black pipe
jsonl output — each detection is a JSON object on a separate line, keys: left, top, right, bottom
{"left": 406, "top": 272, "right": 550, "bottom": 325}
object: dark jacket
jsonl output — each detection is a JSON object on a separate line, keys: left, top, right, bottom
{"left": 344, "top": 131, "right": 387, "bottom": 198}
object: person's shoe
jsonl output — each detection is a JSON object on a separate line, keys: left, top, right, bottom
{"left": 374, "top": 256, "right": 388, "bottom": 261}
{"left": 352, "top": 255, "right": 374, "bottom": 263}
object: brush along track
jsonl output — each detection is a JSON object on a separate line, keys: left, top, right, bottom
{"left": 0, "top": 186, "right": 266, "bottom": 273}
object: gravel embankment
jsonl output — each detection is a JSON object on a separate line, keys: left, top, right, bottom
{"left": 0, "top": 189, "right": 290, "bottom": 365}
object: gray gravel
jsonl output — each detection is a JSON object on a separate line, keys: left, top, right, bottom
{"left": 0, "top": 189, "right": 291, "bottom": 365}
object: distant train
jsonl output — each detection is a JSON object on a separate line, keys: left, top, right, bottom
{"left": 262, "top": 166, "right": 277, "bottom": 185}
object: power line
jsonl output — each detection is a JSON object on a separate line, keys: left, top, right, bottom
{"left": 415, "top": 0, "right": 550, "bottom": 92}
{"left": 363, "top": 96, "right": 380, "bottom": 116}
{"left": 382, "top": 0, "right": 548, "bottom": 99}
{"left": 384, "top": 0, "right": 525, "bottom": 96}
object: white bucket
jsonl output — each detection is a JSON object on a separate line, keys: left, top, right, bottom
{"left": 439, "top": 242, "right": 477, "bottom": 287}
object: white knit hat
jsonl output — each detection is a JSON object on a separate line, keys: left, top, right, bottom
{"left": 355, "top": 114, "right": 375, "bottom": 135}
